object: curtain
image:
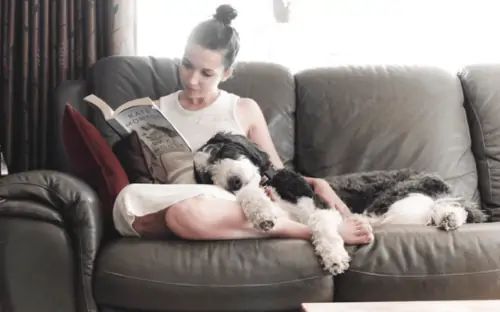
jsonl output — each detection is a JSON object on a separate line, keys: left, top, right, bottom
{"left": 0, "top": 0, "right": 136, "bottom": 173}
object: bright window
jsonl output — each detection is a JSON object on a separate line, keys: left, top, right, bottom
{"left": 136, "top": 0, "right": 500, "bottom": 72}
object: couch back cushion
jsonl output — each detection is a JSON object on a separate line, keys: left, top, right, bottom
{"left": 459, "top": 65, "right": 500, "bottom": 220}
{"left": 295, "top": 65, "right": 479, "bottom": 202}
{"left": 87, "top": 56, "right": 296, "bottom": 168}
{"left": 87, "top": 56, "right": 183, "bottom": 149}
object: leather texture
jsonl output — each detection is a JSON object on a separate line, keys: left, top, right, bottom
{"left": 295, "top": 65, "right": 480, "bottom": 204}
{"left": 0, "top": 218, "right": 74, "bottom": 312}
{"left": 335, "top": 223, "right": 500, "bottom": 301}
{"left": 5, "top": 56, "right": 500, "bottom": 312}
{"left": 459, "top": 64, "right": 500, "bottom": 221}
{"left": 62, "top": 103, "right": 130, "bottom": 233}
{"left": 94, "top": 238, "right": 332, "bottom": 311}
{"left": 50, "top": 80, "right": 89, "bottom": 172}
{"left": 219, "top": 61, "right": 296, "bottom": 169}
{"left": 0, "top": 170, "right": 103, "bottom": 312}
{"left": 87, "top": 56, "right": 184, "bottom": 149}
{"left": 86, "top": 56, "right": 296, "bottom": 169}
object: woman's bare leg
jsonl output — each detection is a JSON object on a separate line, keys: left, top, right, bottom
{"left": 164, "top": 196, "right": 373, "bottom": 244}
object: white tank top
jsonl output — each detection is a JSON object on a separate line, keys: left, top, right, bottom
{"left": 157, "top": 90, "right": 246, "bottom": 184}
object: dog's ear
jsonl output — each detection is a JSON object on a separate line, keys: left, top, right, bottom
{"left": 216, "top": 132, "right": 272, "bottom": 172}
{"left": 194, "top": 166, "right": 214, "bottom": 185}
{"left": 204, "top": 132, "right": 241, "bottom": 147}
{"left": 239, "top": 140, "right": 272, "bottom": 172}
{"left": 193, "top": 149, "right": 214, "bottom": 184}
{"left": 202, "top": 131, "right": 273, "bottom": 172}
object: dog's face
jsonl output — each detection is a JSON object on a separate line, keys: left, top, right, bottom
{"left": 193, "top": 132, "right": 272, "bottom": 193}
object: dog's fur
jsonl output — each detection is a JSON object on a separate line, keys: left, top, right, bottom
{"left": 193, "top": 132, "right": 488, "bottom": 275}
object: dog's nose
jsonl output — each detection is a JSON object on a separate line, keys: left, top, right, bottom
{"left": 227, "top": 176, "right": 243, "bottom": 192}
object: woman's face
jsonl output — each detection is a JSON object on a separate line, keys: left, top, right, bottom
{"left": 179, "top": 43, "right": 231, "bottom": 99}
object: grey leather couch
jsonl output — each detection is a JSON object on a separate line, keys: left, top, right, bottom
{"left": 1, "top": 56, "right": 500, "bottom": 312}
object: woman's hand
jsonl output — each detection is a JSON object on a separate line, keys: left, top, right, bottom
{"left": 303, "top": 176, "right": 352, "bottom": 218}
{"left": 264, "top": 187, "right": 275, "bottom": 201}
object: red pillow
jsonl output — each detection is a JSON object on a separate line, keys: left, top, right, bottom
{"left": 62, "top": 104, "right": 129, "bottom": 224}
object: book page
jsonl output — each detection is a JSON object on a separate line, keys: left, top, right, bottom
{"left": 114, "top": 97, "right": 157, "bottom": 115}
{"left": 83, "top": 94, "right": 156, "bottom": 120}
{"left": 83, "top": 94, "right": 114, "bottom": 120}
{"left": 115, "top": 105, "right": 192, "bottom": 156}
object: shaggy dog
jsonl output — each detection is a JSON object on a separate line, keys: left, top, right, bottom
{"left": 193, "top": 132, "right": 488, "bottom": 275}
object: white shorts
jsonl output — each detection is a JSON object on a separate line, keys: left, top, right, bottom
{"left": 113, "top": 183, "right": 237, "bottom": 237}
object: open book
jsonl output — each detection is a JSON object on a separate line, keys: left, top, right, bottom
{"left": 84, "top": 94, "right": 192, "bottom": 157}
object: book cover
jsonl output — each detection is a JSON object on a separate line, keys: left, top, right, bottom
{"left": 83, "top": 94, "right": 192, "bottom": 157}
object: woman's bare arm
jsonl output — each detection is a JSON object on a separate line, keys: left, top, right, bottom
{"left": 238, "top": 98, "right": 284, "bottom": 169}
{"left": 237, "top": 98, "right": 353, "bottom": 217}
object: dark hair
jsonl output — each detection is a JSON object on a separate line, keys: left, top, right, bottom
{"left": 186, "top": 4, "right": 240, "bottom": 69}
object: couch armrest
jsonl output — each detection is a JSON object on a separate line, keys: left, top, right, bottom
{"left": 0, "top": 170, "right": 102, "bottom": 312}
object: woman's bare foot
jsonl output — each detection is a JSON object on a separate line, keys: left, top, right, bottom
{"left": 338, "top": 216, "right": 374, "bottom": 245}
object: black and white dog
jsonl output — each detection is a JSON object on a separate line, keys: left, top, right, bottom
{"left": 193, "top": 132, "right": 488, "bottom": 275}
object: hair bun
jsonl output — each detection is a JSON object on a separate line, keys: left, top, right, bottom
{"left": 213, "top": 4, "right": 238, "bottom": 26}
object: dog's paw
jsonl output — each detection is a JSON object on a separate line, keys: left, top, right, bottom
{"left": 252, "top": 212, "right": 277, "bottom": 232}
{"left": 314, "top": 240, "right": 350, "bottom": 275}
{"left": 236, "top": 184, "right": 278, "bottom": 231}
{"left": 432, "top": 200, "right": 467, "bottom": 231}
{"left": 436, "top": 212, "right": 463, "bottom": 231}
{"left": 259, "top": 220, "right": 275, "bottom": 231}
{"left": 318, "top": 247, "right": 350, "bottom": 275}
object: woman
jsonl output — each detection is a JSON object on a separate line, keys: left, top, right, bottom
{"left": 113, "top": 5, "right": 374, "bottom": 245}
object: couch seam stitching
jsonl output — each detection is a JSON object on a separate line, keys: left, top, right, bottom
{"left": 0, "top": 181, "right": 70, "bottom": 206}
{"left": 77, "top": 221, "right": 91, "bottom": 311}
{"left": 464, "top": 88, "right": 493, "bottom": 203}
{"left": 99, "top": 270, "right": 327, "bottom": 287}
{"left": 347, "top": 267, "right": 500, "bottom": 277}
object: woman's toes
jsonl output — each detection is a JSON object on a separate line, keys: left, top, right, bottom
{"left": 356, "top": 228, "right": 369, "bottom": 236}
{"left": 366, "top": 233, "right": 374, "bottom": 242}
{"left": 353, "top": 219, "right": 364, "bottom": 226}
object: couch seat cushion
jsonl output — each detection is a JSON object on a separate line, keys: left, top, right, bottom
{"left": 335, "top": 223, "right": 500, "bottom": 302}
{"left": 94, "top": 238, "right": 333, "bottom": 311}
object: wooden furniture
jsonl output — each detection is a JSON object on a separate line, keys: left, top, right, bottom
{"left": 301, "top": 300, "right": 500, "bottom": 312}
